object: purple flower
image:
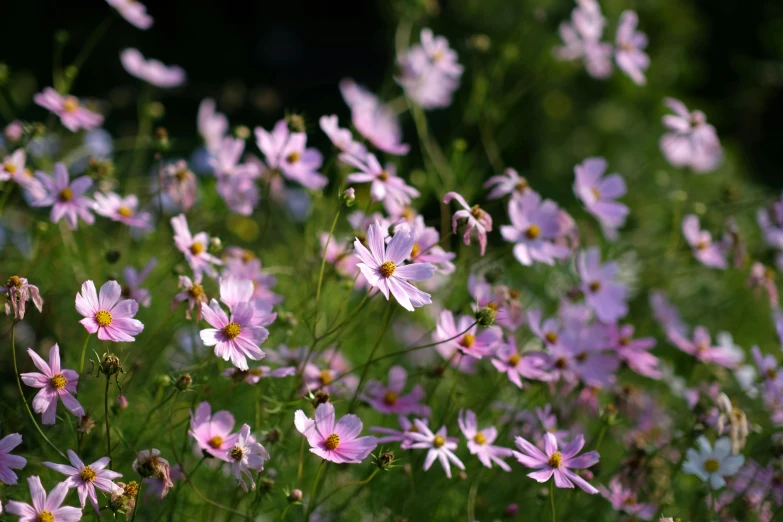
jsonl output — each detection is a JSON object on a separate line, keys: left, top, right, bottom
{"left": 0, "top": 149, "right": 44, "bottom": 198}
{"left": 484, "top": 168, "right": 531, "bottom": 200}
{"left": 319, "top": 115, "right": 366, "bottom": 159}
{"left": 682, "top": 215, "right": 727, "bottom": 269}
{"left": 458, "top": 409, "right": 513, "bottom": 471}
{"left": 501, "top": 191, "right": 572, "bottom": 265}
{"left": 343, "top": 153, "right": 419, "bottom": 215}
{"left": 198, "top": 99, "right": 228, "bottom": 154}
{"left": 188, "top": 402, "right": 239, "bottom": 462}
{"left": 396, "top": 29, "right": 463, "bottom": 110}
{"left": 354, "top": 221, "right": 435, "bottom": 311}
{"left": 254, "top": 120, "right": 327, "bottom": 190}
{"left": 360, "top": 365, "right": 431, "bottom": 417}
{"left": 210, "top": 138, "right": 261, "bottom": 215}
{"left": 434, "top": 310, "right": 502, "bottom": 360}
{"left": 573, "top": 157, "right": 628, "bottom": 240}
{"left": 2, "top": 276, "right": 43, "bottom": 320}
{"left": 200, "top": 299, "right": 268, "bottom": 370}
{"left": 614, "top": 11, "right": 649, "bottom": 85}
{"left": 554, "top": 0, "right": 613, "bottom": 79}
{"left": 171, "top": 275, "right": 207, "bottom": 321}
{"left": 229, "top": 424, "right": 270, "bottom": 491}
{"left": 0, "top": 433, "right": 27, "bottom": 485}
{"left": 667, "top": 326, "right": 742, "bottom": 368}
{"left": 20, "top": 344, "right": 84, "bottom": 425}
{"left": 161, "top": 160, "right": 198, "bottom": 211}
{"left": 660, "top": 98, "right": 723, "bottom": 173}
{"left": 106, "top": 0, "right": 152, "bottom": 29}
{"left": 121, "top": 259, "right": 156, "bottom": 308}
{"left": 93, "top": 192, "right": 152, "bottom": 231}
{"left": 491, "top": 337, "right": 551, "bottom": 388}
{"left": 76, "top": 280, "right": 144, "bottom": 342}
{"left": 577, "top": 248, "right": 628, "bottom": 323}
{"left": 608, "top": 324, "right": 661, "bottom": 379}
{"left": 6, "top": 476, "right": 83, "bottom": 522}
{"left": 120, "top": 49, "right": 185, "bottom": 88}
{"left": 649, "top": 291, "right": 687, "bottom": 336}
{"left": 339, "top": 79, "right": 410, "bottom": 155}
{"left": 443, "top": 192, "right": 493, "bottom": 256}
{"left": 599, "top": 476, "right": 658, "bottom": 519}
{"left": 513, "top": 432, "right": 599, "bottom": 494}
{"left": 407, "top": 419, "right": 464, "bottom": 478}
{"left": 43, "top": 450, "right": 122, "bottom": 514}
{"left": 396, "top": 216, "right": 455, "bottom": 275}
{"left": 222, "top": 365, "right": 296, "bottom": 384}
{"left": 31, "top": 163, "right": 94, "bottom": 229}
{"left": 34, "top": 88, "right": 103, "bottom": 132}
{"left": 370, "top": 416, "right": 423, "bottom": 449}
{"left": 171, "top": 214, "right": 223, "bottom": 278}
{"left": 541, "top": 322, "right": 619, "bottom": 388}
{"left": 294, "top": 402, "right": 378, "bottom": 464}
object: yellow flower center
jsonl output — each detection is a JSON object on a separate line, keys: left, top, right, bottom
{"left": 223, "top": 322, "right": 241, "bottom": 340}
{"left": 591, "top": 188, "right": 601, "bottom": 200}
{"left": 188, "top": 284, "right": 205, "bottom": 299}
{"left": 410, "top": 243, "right": 420, "bottom": 258}
{"left": 525, "top": 224, "right": 541, "bottom": 239}
{"left": 175, "top": 167, "right": 189, "bottom": 181}
{"left": 433, "top": 435, "right": 446, "bottom": 448}
{"left": 508, "top": 354, "right": 521, "bottom": 366}
{"left": 50, "top": 373, "right": 67, "bottom": 390}
{"left": 118, "top": 206, "right": 133, "bottom": 217}
{"left": 768, "top": 368, "right": 777, "bottom": 380}
{"left": 124, "top": 481, "right": 140, "bottom": 497}
{"left": 286, "top": 152, "right": 300, "bottom": 164}
{"left": 63, "top": 97, "right": 80, "bottom": 112}
{"left": 383, "top": 391, "right": 398, "bottom": 405}
{"left": 696, "top": 240, "right": 708, "bottom": 250}
{"left": 471, "top": 205, "right": 484, "bottom": 219}
{"left": 59, "top": 188, "right": 73, "bottom": 202}
{"left": 589, "top": 281, "right": 601, "bottom": 293}
{"left": 554, "top": 357, "right": 568, "bottom": 369}
{"left": 190, "top": 242, "right": 205, "bottom": 255}
{"left": 324, "top": 433, "right": 340, "bottom": 450}
{"left": 37, "top": 511, "right": 55, "bottom": 522}
{"left": 474, "top": 433, "right": 487, "bottom": 445}
{"left": 619, "top": 336, "right": 630, "bottom": 346}
{"left": 241, "top": 250, "right": 255, "bottom": 263}
{"left": 378, "top": 170, "right": 390, "bottom": 181}
{"left": 95, "top": 309, "right": 113, "bottom": 327}
{"left": 4, "top": 163, "right": 16, "bottom": 174}
{"left": 379, "top": 260, "right": 396, "bottom": 278}
{"left": 80, "top": 466, "right": 97, "bottom": 483}
{"left": 7, "top": 275, "right": 23, "bottom": 288}
{"left": 249, "top": 368, "right": 264, "bottom": 376}
{"left": 548, "top": 451, "right": 562, "bottom": 468}
{"left": 704, "top": 459, "right": 720, "bottom": 473}
{"left": 208, "top": 436, "right": 223, "bottom": 449}
{"left": 432, "top": 49, "right": 444, "bottom": 62}
{"left": 545, "top": 332, "right": 558, "bottom": 344}
{"left": 229, "top": 445, "right": 244, "bottom": 461}
{"left": 320, "top": 369, "right": 333, "bottom": 385}
{"left": 459, "top": 334, "right": 475, "bottom": 349}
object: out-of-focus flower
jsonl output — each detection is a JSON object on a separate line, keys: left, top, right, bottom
{"left": 434, "top": 310, "right": 502, "bottom": 361}
{"left": 120, "top": 49, "right": 185, "bottom": 88}
{"left": 443, "top": 192, "right": 492, "bottom": 256}
{"left": 5, "top": 476, "right": 83, "bottom": 521}
{"left": 608, "top": 324, "right": 661, "bottom": 379}
{"left": 512, "top": 432, "right": 599, "bottom": 494}
{"left": 573, "top": 157, "right": 628, "bottom": 240}
{"left": 484, "top": 168, "right": 531, "bottom": 200}
{"left": 121, "top": 259, "right": 156, "bottom": 308}
{"left": 229, "top": 424, "right": 270, "bottom": 491}
{"left": 360, "top": 365, "right": 431, "bottom": 417}
{"left": 491, "top": 337, "right": 550, "bottom": 387}
{"left": 0, "top": 149, "right": 44, "bottom": 199}
{"left": 660, "top": 98, "right": 723, "bottom": 173}
{"left": 396, "top": 29, "right": 463, "bottom": 109}
{"left": 370, "top": 416, "right": 424, "bottom": 449}
{"left": 294, "top": 402, "right": 378, "bottom": 464}
{"left": 76, "top": 280, "right": 144, "bottom": 342}
{"left": 649, "top": 291, "right": 687, "bottom": 336}
{"left": 255, "top": 120, "right": 327, "bottom": 191}
{"left": 133, "top": 449, "right": 173, "bottom": 500}
{"left": 200, "top": 299, "right": 268, "bottom": 371}
{"left": 210, "top": 137, "right": 261, "bottom": 216}
{"left": 32, "top": 163, "right": 95, "bottom": 229}
{"left": 0, "top": 433, "right": 26, "bottom": 485}
{"left": 599, "top": 476, "right": 657, "bottom": 519}
{"left": 106, "top": 0, "right": 152, "bottom": 29}
{"left": 667, "top": 326, "right": 742, "bottom": 368}
{"left": 222, "top": 365, "right": 296, "bottom": 384}
{"left": 189, "top": 402, "right": 239, "bottom": 461}
{"left": 339, "top": 79, "right": 410, "bottom": 155}
{"left": 343, "top": 153, "right": 419, "bottom": 215}
{"left": 171, "top": 214, "right": 223, "bottom": 278}
{"left": 20, "top": 343, "right": 84, "bottom": 425}
{"left": 2, "top": 275, "right": 43, "bottom": 320}
{"left": 34, "top": 88, "right": 103, "bottom": 132}
{"left": 554, "top": 0, "right": 613, "bottom": 79}
{"left": 577, "top": 248, "right": 629, "bottom": 323}
{"left": 319, "top": 115, "right": 366, "bottom": 159}
{"left": 614, "top": 11, "right": 649, "bottom": 85}
{"left": 161, "top": 160, "right": 197, "bottom": 211}
{"left": 197, "top": 99, "right": 228, "bottom": 155}
{"left": 748, "top": 262, "right": 778, "bottom": 306}
{"left": 172, "top": 274, "right": 207, "bottom": 321}
{"left": 682, "top": 436, "right": 744, "bottom": 489}
{"left": 682, "top": 215, "right": 727, "bottom": 269}
{"left": 93, "top": 192, "right": 152, "bottom": 231}
{"left": 407, "top": 419, "right": 464, "bottom": 478}
{"left": 43, "top": 450, "right": 122, "bottom": 514}
{"left": 458, "top": 409, "right": 513, "bottom": 471}
{"left": 501, "top": 191, "right": 573, "bottom": 265}
{"left": 715, "top": 394, "right": 749, "bottom": 455}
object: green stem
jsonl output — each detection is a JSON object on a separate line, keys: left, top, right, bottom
{"left": 79, "top": 333, "right": 91, "bottom": 375}
{"left": 304, "top": 460, "right": 327, "bottom": 521}
{"left": 105, "top": 376, "right": 112, "bottom": 469}
{"left": 64, "top": 15, "right": 114, "bottom": 92}
{"left": 0, "top": 183, "right": 16, "bottom": 218}
{"left": 11, "top": 323, "right": 67, "bottom": 459}
{"left": 550, "top": 480, "right": 556, "bottom": 522}
{"left": 313, "top": 203, "right": 343, "bottom": 334}
{"left": 349, "top": 300, "right": 394, "bottom": 411}
{"left": 466, "top": 469, "right": 483, "bottom": 522}
{"left": 315, "top": 468, "right": 379, "bottom": 509}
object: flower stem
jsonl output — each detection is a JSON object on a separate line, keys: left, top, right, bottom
{"left": 79, "top": 333, "right": 91, "bottom": 375}
{"left": 304, "top": 460, "right": 327, "bottom": 521}
{"left": 10, "top": 323, "right": 67, "bottom": 459}
{"left": 349, "top": 300, "right": 394, "bottom": 412}
{"left": 550, "top": 480, "right": 556, "bottom": 522}
{"left": 104, "top": 376, "right": 112, "bottom": 469}
{"left": 314, "top": 203, "right": 343, "bottom": 319}
{"left": 467, "top": 469, "right": 484, "bottom": 522}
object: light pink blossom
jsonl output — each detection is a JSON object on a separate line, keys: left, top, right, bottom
{"left": 171, "top": 214, "right": 223, "bottom": 278}
{"left": 294, "top": 402, "right": 378, "bottom": 464}
{"left": 199, "top": 299, "right": 268, "bottom": 370}
{"left": 93, "top": 192, "right": 152, "bottom": 230}
{"left": 513, "top": 432, "right": 599, "bottom": 494}
{"left": 34, "top": 88, "right": 103, "bottom": 132}
{"left": 6, "top": 476, "right": 83, "bottom": 522}
{"left": 20, "top": 344, "right": 84, "bottom": 425}
{"left": 76, "top": 280, "right": 144, "bottom": 342}
{"left": 43, "top": 450, "right": 122, "bottom": 514}
{"left": 443, "top": 192, "right": 492, "bottom": 256}
{"left": 120, "top": 49, "right": 185, "bottom": 88}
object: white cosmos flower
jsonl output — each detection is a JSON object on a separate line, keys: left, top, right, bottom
{"left": 682, "top": 436, "right": 744, "bottom": 489}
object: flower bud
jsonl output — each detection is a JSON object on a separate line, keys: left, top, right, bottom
{"left": 287, "top": 489, "right": 303, "bottom": 503}
{"left": 266, "top": 428, "right": 283, "bottom": 444}
{"left": 475, "top": 306, "right": 497, "bottom": 327}
{"left": 176, "top": 373, "right": 192, "bottom": 391}
{"left": 209, "top": 237, "right": 223, "bottom": 254}
{"left": 504, "top": 504, "right": 519, "bottom": 517}
{"left": 233, "top": 125, "right": 250, "bottom": 140}
{"left": 77, "top": 414, "right": 96, "bottom": 434}
{"left": 259, "top": 477, "right": 275, "bottom": 491}
{"left": 4, "top": 121, "right": 23, "bottom": 143}
{"left": 286, "top": 113, "right": 306, "bottom": 133}
{"left": 100, "top": 353, "right": 122, "bottom": 376}
{"left": 153, "top": 127, "right": 170, "bottom": 152}
{"left": 342, "top": 187, "right": 356, "bottom": 207}
{"left": 116, "top": 395, "right": 129, "bottom": 409}
{"left": 311, "top": 390, "right": 330, "bottom": 408}
{"left": 373, "top": 450, "right": 395, "bottom": 470}
{"left": 105, "top": 250, "right": 121, "bottom": 264}
{"left": 155, "top": 375, "right": 171, "bottom": 388}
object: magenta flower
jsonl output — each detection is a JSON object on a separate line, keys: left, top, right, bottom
{"left": 43, "top": 450, "right": 122, "bottom": 514}
{"left": 200, "top": 299, "right": 268, "bottom": 370}
{"left": 120, "top": 49, "right": 185, "bottom": 88}
{"left": 501, "top": 191, "right": 572, "bottom": 265}
{"left": 171, "top": 214, "right": 223, "bottom": 278}
{"left": 254, "top": 120, "right": 327, "bottom": 190}
{"left": 491, "top": 337, "right": 551, "bottom": 388}
{"left": 0, "top": 433, "right": 27, "bottom": 485}
{"left": 93, "top": 192, "right": 152, "bottom": 231}
{"left": 407, "top": 419, "right": 464, "bottom": 478}
{"left": 577, "top": 248, "right": 628, "bottom": 323}
{"left": 682, "top": 215, "right": 727, "bottom": 269}
{"left": 161, "top": 160, "right": 198, "bottom": 211}
{"left": 339, "top": 79, "right": 410, "bottom": 155}
{"left": 106, "top": 0, "right": 152, "bottom": 29}
{"left": 34, "top": 88, "right": 103, "bottom": 132}
{"left": 319, "top": 115, "right": 366, "bottom": 159}
{"left": 76, "top": 280, "right": 144, "bottom": 342}
{"left": 649, "top": 291, "right": 687, "bottom": 336}
{"left": 6, "top": 476, "right": 82, "bottom": 522}
{"left": 608, "top": 324, "right": 661, "bottom": 379}
{"left": 614, "top": 11, "right": 649, "bottom": 85}
{"left": 354, "top": 221, "right": 435, "bottom": 311}
{"left": 2, "top": 276, "right": 43, "bottom": 320}
{"left": 539, "top": 322, "right": 619, "bottom": 388}
{"left": 188, "top": 402, "right": 239, "bottom": 461}
{"left": 458, "top": 409, "right": 513, "bottom": 471}
{"left": 343, "top": 153, "right": 419, "bottom": 214}
{"left": 513, "top": 432, "right": 599, "bottom": 494}
{"left": 171, "top": 275, "right": 207, "bottom": 321}
{"left": 20, "top": 344, "right": 84, "bottom": 425}
{"left": 484, "top": 168, "right": 531, "bottom": 200}
{"left": 294, "top": 402, "right": 378, "bottom": 464}
{"left": 396, "top": 29, "right": 462, "bottom": 110}
{"left": 443, "top": 192, "right": 492, "bottom": 256}
{"left": 435, "top": 310, "right": 502, "bottom": 360}
{"left": 121, "top": 259, "right": 156, "bottom": 308}
{"left": 660, "top": 98, "right": 723, "bottom": 173}
{"left": 573, "top": 157, "right": 628, "bottom": 240}
{"left": 599, "top": 476, "right": 657, "bottom": 519}
{"left": 667, "top": 326, "right": 742, "bottom": 368}
{"left": 222, "top": 365, "right": 296, "bottom": 384}
{"left": 229, "top": 424, "right": 270, "bottom": 491}
{"left": 31, "top": 163, "right": 94, "bottom": 230}
{"left": 360, "top": 365, "right": 431, "bottom": 417}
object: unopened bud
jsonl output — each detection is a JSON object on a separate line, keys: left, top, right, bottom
{"left": 105, "top": 250, "right": 121, "bottom": 264}
{"left": 176, "top": 373, "right": 192, "bottom": 391}
{"left": 116, "top": 395, "right": 129, "bottom": 409}
{"left": 342, "top": 187, "right": 356, "bottom": 207}
{"left": 311, "top": 390, "right": 330, "bottom": 408}
{"left": 266, "top": 428, "right": 283, "bottom": 444}
{"left": 100, "top": 353, "right": 122, "bottom": 376}
{"left": 504, "top": 504, "right": 519, "bottom": 517}
{"left": 233, "top": 125, "right": 250, "bottom": 140}
{"left": 286, "top": 114, "right": 306, "bottom": 133}
{"left": 475, "top": 306, "right": 497, "bottom": 327}
{"left": 374, "top": 450, "right": 395, "bottom": 470}
{"left": 287, "top": 489, "right": 303, "bottom": 503}
{"left": 259, "top": 477, "right": 275, "bottom": 491}
{"left": 155, "top": 375, "right": 171, "bottom": 388}
{"left": 208, "top": 236, "right": 222, "bottom": 254}
{"left": 153, "top": 127, "right": 170, "bottom": 152}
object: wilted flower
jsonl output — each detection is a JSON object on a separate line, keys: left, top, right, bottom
{"left": 172, "top": 274, "right": 207, "bottom": 321}
{"left": 2, "top": 275, "right": 43, "bottom": 320}
{"left": 228, "top": 424, "right": 270, "bottom": 491}
{"left": 133, "top": 449, "right": 174, "bottom": 500}
{"left": 443, "top": 192, "right": 493, "bottom": 256}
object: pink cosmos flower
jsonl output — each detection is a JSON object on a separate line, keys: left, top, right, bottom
{"left": 354, "top": 221, "right": 435, "bottom": 311}
{"left": 43, "top": 450, "right": 122, "bottom": 514}
{"left": 218, "top": 276, "right": 277, "bottom": 327}
{"left": 608, "top": 324, "right": 661, "bottom": 379}
{"left": 573, "top": 157, "right": 628, "bottom": 240}
{"left": 554, "top": 0, "right": 613, "bottom": 79}
{"left": 667, "top": 326, "right": 742, "bottom": 368}
{"left": 31, "top": 163, "right": 94, "bottom": 230}
{"left": 513, "top": 432, "right": 599, "bottom": 494}
{"left": 396, "top": 216, "right": 455, "bottom": 275}
{"left": 6, "top": 476, "right": 82, "bottom": 522}
{"left": 76, "top": 280, "right": 144, "bottom": 342}
{"left": 396, "top": 29, "right": 462, "bottom": 110}
{"left": 171, "top": 214, "right": 223, "bottom": 278}
{"left": 20, "top": 344, "right": 84, "bottom": 425}
{"left": 106, "top": 0, "right": 152, "bottom": 29}
{"left": 34, "top": 88, "right": 103, "bottom": 132}
{"left": 4, "top": 120, "right": 23, "bottom": 143}
{"left": 2, "top": 276, "right": 43, "bottom": 320}
{"left": 294, "top": 402, "right": 378, "bottom": 464}
{"left": 229, "top": 424, "right": 270, "bottom": 491}
{"left": 319, "top": 115, "right": 366, "bottom": 159}
{"left": 649, "top": 291, "right": 687, "bottom": 336}
{"left": 458, "top": 409, "right": 513, "bottom": 471}
{"left": 407, "top": 419, "right": 464, "bottom": 478}
{"left": 370, "top": 416, "right": 424, "bottom": 449}
{"left": 501, "top": 191, "right": 572, "bottom": 265}
{"left": 491, "top": 337, "right": 551, "bottom": 388}
{"left": 0, "top": 433, "right": 27, "bottom": 485}
{"left": 302, "top": 352, "right": 359, "bottom": 398}
{"left": 527, "top": 308, "right": 563, "bottom": 347}
{"left": 171, "top": 275, "right": 207, "bottom": 320}
{"left": 221, "top": 249, "right": 282, "bottom": 306}
{"left": 210, "top": 137, "right": 262, "bottom": 216}
{"left": 254, "top": 120, "right": 327, "bottom": 190}
{"left": 660, "top": 98, "right": 723, "bottom": 173}
{"left": 343, "top": 153, "right": 420, "bottom": 214}
{"left": 161, "top": 160, "right": 198, "bottom": 211}
{"left": 539, "top": 322, "right": 619, "bottom": 388}
{"left": 0, "top": 149, "right": 43, "bottom": 198}
{"left": 360, "top": 365, "right": 431, "bottom": 417}
{"left": 443, "top": 192, "right": 492, "bottom": 256}
{"left": 577, "top": 248, "right": 628, "bottom": 324}
{"left": 682, "top": 215, "right": 727, "bottom": 269}
{"left": 121, "top": 259, "right": 156, "bottom": 308}
{"left": 435, "top": 310, "right": 502, "bottom": 360}
{"left": 120, "top": 49, "right": 185, "bottom": 88}
{"left": 222, "top": 365, "right": 296, "bottom": 384}
{"left": 188, "top": 402, "right": 239, "bottom": 461}
{"left": 197, "top": 99, "right": 229, "bottom": 154}
{"left": 599, "top": 476, "right": 658, "bottom": 519}
{"left": 614, "top": 11, "right": 649, "bottom": 85}
{"left": 93, "top": 192, "right": 152, "bottom": 230}
{"left": 339, "top": 79, "right": 410, "bottom": 155}
{"left": 133, "top": 449, "right": 173, "bottom": 500}
{"left": 484, "top": 168, "right": 531, "bottom": 200}
{"left": 200, "top": 299, "right": 268, "bottom": 370}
